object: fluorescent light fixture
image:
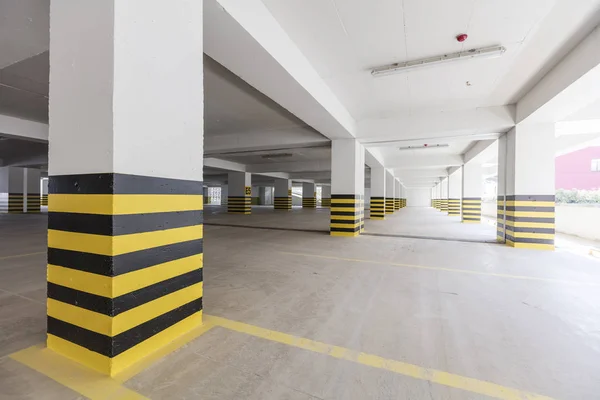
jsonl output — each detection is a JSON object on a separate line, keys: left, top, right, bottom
{"left": 398, "top": 144, "right": 449, "bottom": 151}
{"left": 372, "top": 45, "right": 506, "bottom": 77}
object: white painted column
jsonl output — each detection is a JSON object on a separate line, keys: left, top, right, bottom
{"left": 24, "top": 168, "right": 41, "bottom": 213}
{"left": 41, "top": 177, "right": 49, "bottom": 207}
{"left": 321, "top": 185, "right": 331, "bottom": 208}
{"left": 0, "top": 167, "right": 26, "bottom": 213}
{"left": 274, "top": 178, "right": 292, "bottom": 210}
{"left": 385, "top": 170, "right": 395, "bottom": 214}
{"left": 394, "top": 179, "right": 401, "bottom": 210}
{"left": 302, "top": 182, "right": 316, "bottom": 208}
{"left": 462, "top": 162, "right": 482, "bottom": 223}
{"left": 370, "top": 167, "right": 386, "bottom": 220}
{"left": 448, "top": 168, "right": 462, "bottom": 217}
{"left": 228, "top": 172, "right": 252, "bottom": 214}
{"left": 220, "top": 184, "right": 228, "bottom": 205}
{"left": 498, "top": 123, "right": 556, "bottom": 250}
{"left": 330, "top": 139, "right": 365, "bottom": 236}
{"left": 47, "top": 0, "right": 204, "bottom": 376}
{"left": 440, "top": 177, "right": 449, "bottom": 212}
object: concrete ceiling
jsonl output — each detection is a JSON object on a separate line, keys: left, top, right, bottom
{"left": 260, "top": 0, "right": 600, "bottom": 119}
{"left": 2, "top": 0, "right": 600, "bottom": 190}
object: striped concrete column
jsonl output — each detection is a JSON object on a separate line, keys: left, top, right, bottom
{"left": 385, "top": 170, "right": 395, "bottom": 214}
{"left": 330, "top": 139, "right": 365, "bottom": 237}
{"left": 462, "top": 162, "right": 482, "bottom": 223}
{"left": 0, "top": 167, "right": 27, "bottom": 214}
{"left": 228, "top": 172, "right": 252, "bottom": 214}
{"left": 370, "top": 167, "right": 386, "bottom": 220}
{"left": 274, "top": 178, "right": 292, "bottom": 210}
{"left": 25, "top": 169, "right": 41, "bottom": 214}
{"left": 47, "top": 0, "right": 204, "bottom": 376}
{"left": 497, "top": 124, "right": 555, "bottom": 250}
{"left": 440, "top": 178, "right": 448, "bottom": 212}
{"left": 447, "top": 167, "right": 461, "bottom": 217}
{"left": 302, "top": 182, "right": 317, "bottom": 208}
{"left": 394, "top": 179, "right": 401, "bottom": 210}
{"left": 321, "top": 185, "right": 331, "bottom": 208}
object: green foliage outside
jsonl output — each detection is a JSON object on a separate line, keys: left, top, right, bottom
{"left": 556, "top": 189, "right": 600, "bottom": 204}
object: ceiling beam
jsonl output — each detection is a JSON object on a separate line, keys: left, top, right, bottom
{"left": 463, "top": 139, "right": 497, "bottom": 164}
{"left": 247, "top": 159, "right": 330, "bottom": 173}
{"left": 205, "top": 0, "right": 356, "bottom": 140}
{"left": 358, "top": 106, "right": 514, "bottom": 145}
{"left": 0, "top": 114, "right": 48, "bottom": 142}
{"left": 517, "top": 24, "right": 600, "bottom": 123}
{"left": 387, "top": 154, "right": 463, "bottom": 169}
{"left": 205, "top": 128, "right": 329, "bottom": 155}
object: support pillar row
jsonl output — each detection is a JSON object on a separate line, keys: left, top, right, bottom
{"left": 302, "top": 182, "right": 316, "bottom": 208}
{"left": 321, "top": 185, "right": 331, "bottom": 208}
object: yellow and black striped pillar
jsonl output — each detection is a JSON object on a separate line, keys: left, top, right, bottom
{"left": 46, "top": 173, "right": 203, "bottom": 376}
{"left": 321, "top": 198, "right": 331, "bottom": 208}
{"left": 433, "top": 199, "right": 438, "bottom": 209}
{"left": 402, "top": 198, "right": 406, "bottom": 208}
{"left": 330, "top": 194, "right": 361, "bottom": 237}
{"left": 497, "top": 196, "right": 506, "bottom": 242}
{"left": 42, "top": 194, "right": 49, "bottom": 206}
{"left": 447, "top": 198, "right": 460, "bottom": 216}
{"left": 228, "top": 186, "right": 251, "bottom": 214}
{"left": 394, "top": 198, "right": 400, "bottom": 211}
{"left": 274, "top": 196, "right": 292, "bottom": 210}
{"left": 462, "top": 198, "right": 481, "bottom": 223}
{"left": 302, "top": 193, "right": 317, "bottom": 208}
{"left": 26, "top": 193, "right": 41, "bottom": 213}
{"left": 8, "top": 193, "right": 24, "bottom": 213}
{"left": 440, "top": 199, "right": 448, "bottom": 212}
{"left": 359, "top": 195, "right": 365, "bottom": 232}
{"left": 370, "top": 197, "right": 385, "bottom": 220}
{"left": 503, "top": 195, "right": 555, "bottom": 250}
{"left": 385, "top": 197, "right": 394, "bottom": 214}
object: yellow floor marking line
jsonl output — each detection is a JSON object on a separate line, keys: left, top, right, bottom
{"left": 9, "top": 322, "right": 216, "bottom": 398}
{"left": 206, "top": 315, "right": 554, "bottom": 400}
{"left": 10, "top": 344, "right": 148, "bottom": 400}
{"left": 0, "top": 251, "right": 45, "bottom": 261}
{"left": 280, "top": 251, "right": 600, "bottom": 287}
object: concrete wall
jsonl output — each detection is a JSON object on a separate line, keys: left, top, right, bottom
{"left": 482, "top": 201, "right": 600, "bottom": 242}
{"left": 555, "top": 204, "right": 600, "bottom": 241}
{"left": 406, "top": 188, "right": 431, "bottom": 207}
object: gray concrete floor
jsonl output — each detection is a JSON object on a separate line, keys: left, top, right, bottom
{"left": 206, "top": 205, "right": 498, "bottom": 243}
{"left": 1, "top": 211, "right": 600, "bottom": 399}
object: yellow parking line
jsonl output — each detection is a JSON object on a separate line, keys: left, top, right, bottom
{"left": 10, "top": 344, "right": 148, "bottom": 400}
{"left": 279, "top": 251, "right": 600, "bottom": 286}
{"left": 9, "top": 322, "right": 216, "bottom": 398}
{"left": 206, "top": 315, "right": 554, "bottom": 400}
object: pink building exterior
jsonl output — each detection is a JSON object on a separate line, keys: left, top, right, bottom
{"left": 556, "top": 146, "right": 600, "bottom": 190}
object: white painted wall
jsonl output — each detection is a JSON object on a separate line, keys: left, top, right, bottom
{"left": 482, "top": 202, "right": 600, "bottom": 242}
{"left": 406, "top": 188, "right": 431, "bottom": 207}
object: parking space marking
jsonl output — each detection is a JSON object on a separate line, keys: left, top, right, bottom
{"left": 206, "top": 315, "right": 555, "bottom": 400}
{"left": 10, "top": 344, "right": 148, "bottom": 400}
{"left": 280, "top": 251, "right": 600, "bottom": 286}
